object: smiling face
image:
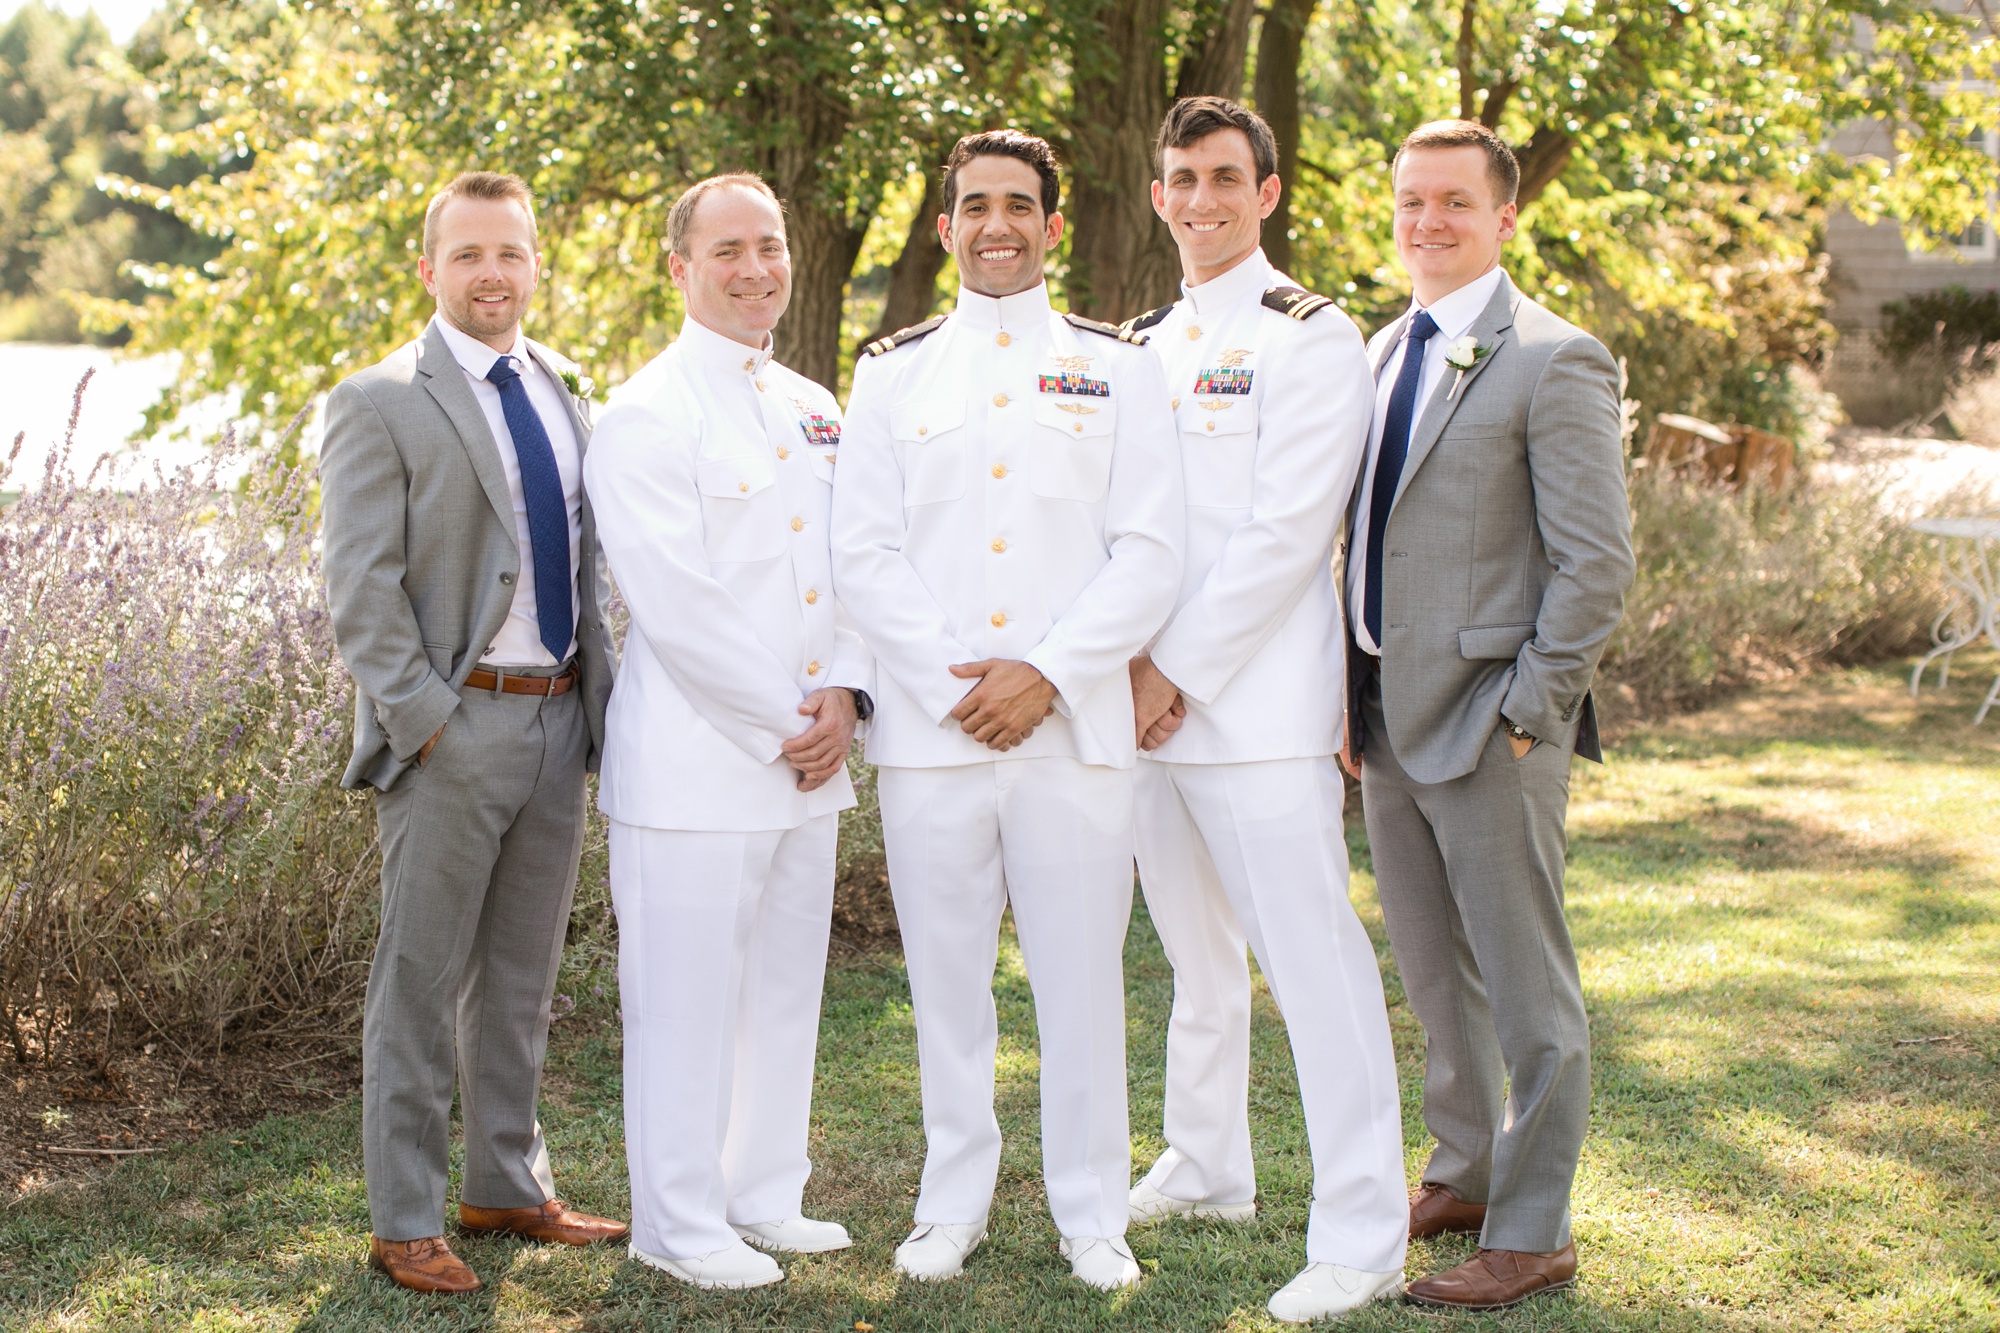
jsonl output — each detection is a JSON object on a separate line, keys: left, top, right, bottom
{"left": 1152, "top": 128, "right": 1281, "bottom": 285}
{"left": 939, "top": 154, "right": 1062, "bottom": 299}
{"left": 670, "top": 184, "right": 792, "bottom": 349}
{"left": 419, "top": 196, "right": 541, "bottom": 352}
{"left": 1392, "top": 144, "right": 1518, "bottom": 306}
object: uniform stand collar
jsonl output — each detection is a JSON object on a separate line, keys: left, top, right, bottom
{"left": 676, "top": 315, "right": 775, "bottom": 377}
{"left": 953, "top": 281, "right": 1054, "bottom": 332}
{"left": 1184, "top": 248, "right": 1276, "bottom": 317}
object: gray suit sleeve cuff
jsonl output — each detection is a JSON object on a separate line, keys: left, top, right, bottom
{"left": 382, "top": 674, "right": 462, "bottom": 761}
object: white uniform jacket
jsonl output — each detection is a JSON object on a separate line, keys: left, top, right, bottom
{"left": 584, "top": 317, "right": 871, "bottom": 831}
{"left": 1136, "top": 251, "right": 1372, "bottom": 763}
{"left": 833, "top": 283, "right": 1185, "bottom": 769}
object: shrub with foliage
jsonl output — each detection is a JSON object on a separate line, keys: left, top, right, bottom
{"left": 1600, "top": 467, "right": 1965, "bottom": 718}
{"left": 0, "top": 386, "right": 376, "bottom": 1063}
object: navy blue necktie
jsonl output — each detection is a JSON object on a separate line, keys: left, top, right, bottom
{"left": 486, "top": 356, "right": 574, "bottom": 662}
{"left": 1363, "top": 309, "right": 1439, "bottom": 647}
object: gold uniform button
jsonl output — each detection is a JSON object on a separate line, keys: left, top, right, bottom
{"left": 805, "top": 589, "right": 819, "bottom": 605}
{"left": 993, "top": 392, "right": 1009, "bottom": 407}
{"left": 996, "top": 331, "right": 1012, "bottom": 347}
{"left": 777, "top": 446, "right": 790, "bottom": 460}
{"left": 918, "top": 425, "right": 929, "bottom": 436}
{"left": 807, "top": 661, "right": 821, "bottom": 676}
{"left": 991, "top": 464, "right": 1008, "bottom": 479}
{"left": 1205, "top": 421, "right": 1215, "bottom": 432}
{"left": 1073, "top": 422, "right": 1084, "bottom": 433}
{"left": 1171, "top": 396, "right": 1180, "bottom": 409}
{"left": 755, "top": 380, "right": 767, "bottom": 392}
{"left": 790, "top": 517, "right": 804, "bottom": 532}
{"left": 1187, "top": 326, "right": 1202, "bottom": 340}
{"left": 990, "top": 612, "right": 1007, "bottom": 627}
{"left": 991, "top": 538, "right": 1007, "bottom": 553}
{"left": 738, "top": 482, "right": 749, "bottom": 492}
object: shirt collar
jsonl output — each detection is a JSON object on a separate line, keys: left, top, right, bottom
{"left": 675, "top": 314, "right": 774, "bottom": 377}
{"left": 432, "top": 314, "right": 533, "bottom": 382}
{"left": 1407, "top": 267, "right": 1505, "bottom": 343}
{"left": 952, "top": 281, "right": 1054, "bottom": 331}
{"left": 1184, "top": 247, "right": 1275, "bottom": 317}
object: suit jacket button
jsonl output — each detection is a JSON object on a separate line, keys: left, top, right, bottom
{"left": 499, "top": 573, "right": 515, "bottom": 585}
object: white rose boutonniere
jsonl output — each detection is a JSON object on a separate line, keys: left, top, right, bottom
{"left": 559, "top": 368, "right": 595, "bottom": 401}
{"left": 1443, "top": 335, "right": 1490, "bottom": 400}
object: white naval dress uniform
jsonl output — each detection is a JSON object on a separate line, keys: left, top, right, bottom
{"left": 832, "top": 283, "right": 1184, "bottom": 1241}
{"left": 1130, "top": 250, "right": 1407, "bottom": 1274}
{"left": 583, "top": 316, "right": 871, "bottom": 1262}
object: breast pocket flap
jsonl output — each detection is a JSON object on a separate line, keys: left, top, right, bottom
{"left": 1180, "top": 400, "right": 1257, "bottom": 437}
{"left": 1033, "top": 398, "right": 1116, "bottom": 439}
{"left": 891, "top": 397, "right": 967, "bottom": 443}
{"left": 1458, "top": 622, "right": 1537, "bottom": 660}
{"left": 696, "top": 455, "right": 776, "bottom": 498}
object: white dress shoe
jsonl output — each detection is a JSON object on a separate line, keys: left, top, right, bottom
{"left": 1127, "top": 1177, "right": 1256, "bottom": 1226}
{"left": 732, "top": 1216, "right": 853, "bottom": 1254}
{"left": 628, "top": 1239, "right": 784, "bottom": 1290}
{"left": 1061, "top": 1235, "right": 1142, "bottom": 1291}
{"left": 1267, "top": 1263, "right": 1404, "bottom": 1323}
{"left": 892, "top": 1220, "right": 988, "bottom": 1281}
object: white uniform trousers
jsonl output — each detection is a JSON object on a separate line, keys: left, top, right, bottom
{"left": 1133, "top": 755, "right": 1407, "bottom": 1273}
{"left": 877, "top": 757, "right": 1135, "bottom": 1241}
{"left": 609, "top": 815, "right": 837, "bottom": 1260}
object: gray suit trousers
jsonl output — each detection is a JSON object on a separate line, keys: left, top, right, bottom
{"left": 1359, "top": 675, "right": 1589, "bottom": 1254}
{"left": 362, "top": 675, "right": 587, "bottom": 1241}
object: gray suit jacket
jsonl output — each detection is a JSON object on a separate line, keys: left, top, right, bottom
{"left": 320, "top": 321, "right": 616, "bottom": 791}
{"left": 1344, "top": 273, "right": 1634, "bottom": 785}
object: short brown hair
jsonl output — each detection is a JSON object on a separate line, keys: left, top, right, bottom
{"left": 422, "top": 171, "right": 537, "bottom": 260}
{"left": 1155, "top": 96, "right": 1279, "bottom": 183}
{"left": 1393, "top": 120, "right": 1520, "bottom": 205}
{"left": 668, "top": 173, "right": 783, "bottom": 259}
{"left": 941, "top": 130, "right": 1062, "bottom": 218}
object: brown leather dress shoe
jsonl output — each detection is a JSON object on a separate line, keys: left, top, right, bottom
{"left": 1408, "top": 1182, "right": 1487, "bottom": 1239}
{"left": 1405, "top": 1242, "right": 1578, "bottom": 1310}
{"left": 368, "top": 1235, "right": 482, "bottom": 1294}
{"left": 457, "top": 1198, "right": 630, "bottom": 1246}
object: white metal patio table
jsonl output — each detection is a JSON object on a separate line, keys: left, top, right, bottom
{"left": 1908, "top": 514, "right": 2000, "bottom": 723}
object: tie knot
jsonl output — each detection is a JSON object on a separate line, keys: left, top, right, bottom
{"left": 1408, "top": 310, "right": 1440, "bottom": 344}
{"left": 486, "top": 355, "right": 521, "bottom": 386}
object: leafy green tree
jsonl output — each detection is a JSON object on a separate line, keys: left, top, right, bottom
{"left": 0, "top": 1, "right": 209, "bottom": 343}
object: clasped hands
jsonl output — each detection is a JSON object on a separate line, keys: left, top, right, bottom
{"left": 781, "top": 687, "right": 859, "bottom": 791}
{"left": 1129, "top": 655, "right": 1185, "bottom": 751}
{"left": 949, "top": 659, "right": 1057, "bottom": 751}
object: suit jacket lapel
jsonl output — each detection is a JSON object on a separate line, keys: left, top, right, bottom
{"left": 1368, "top": 312, "right": 1410, "bottom": 382}
{"left": 417, "top": 322, "right": 516, "bottom": 536}
{"left": 523, "top": 339, "right": 590, "bottom": 453}
{"left": 1391, "top": 273, "right": 1518, "bottom": 513}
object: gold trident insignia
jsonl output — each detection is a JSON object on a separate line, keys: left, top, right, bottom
{"left": 1052, "top": 354, "right": 1093, "bottom": 372}
{"left": 1216, "top": 348, "right": 1251, "bottom": 368}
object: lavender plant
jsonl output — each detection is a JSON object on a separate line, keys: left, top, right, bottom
{"left": 0, "top": 375, "right": 378, "bottom": 1062}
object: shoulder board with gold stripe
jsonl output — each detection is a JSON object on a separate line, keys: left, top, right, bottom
{"left": 1064, "top": 311, "right": 1149, "bottom": 345}
{"left": 1262, "top": 285, "right": 1334, "bottom": 320}
{"left": 862, "top": 314, "right": 947, "bottom": 358}
{"left": 1120, "top": 303, "right": 1176, "bottom": 335}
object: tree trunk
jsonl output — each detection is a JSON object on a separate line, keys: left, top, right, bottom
{"left": 1513, "top": 125, "right": 1575, "bottom": 210}
{"left": 1174, "top": 0, "right": 1256, "bottom": 101}
{"left": 1064, "top": 0, "right": 1180, "bottom": 320}
{"left": 775, "top": 196, "right": 868, "bottom": 389}
{"left": 869, "top": 167, "right": 950, "bottom": 343}
{"left": 1254, "top": 0, "right": 1317, "bottom": 275}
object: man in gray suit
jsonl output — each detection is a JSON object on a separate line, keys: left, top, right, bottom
{"left": 320, "top": 170, "right": 626, "bottom": 1294}
{"left": 1341, "top": 121, "right": 1633, "bottom": 1310}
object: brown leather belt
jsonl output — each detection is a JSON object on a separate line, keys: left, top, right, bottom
{"left": 464, "top": 664, "right": 578, "bottom": 697}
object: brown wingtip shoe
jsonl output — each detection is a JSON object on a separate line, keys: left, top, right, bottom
{"left": 368, "top": 1234, "right": 482, "bottom": 1294}
{"left": 1405, "top": 1242, "right": 1578, "bottom": 1310}
{"left": 1408, "top": 1182, "right": 1487, "bottom": 1239}
{"left": 457, "top": 1198, "right": 630, "bottom": 1246}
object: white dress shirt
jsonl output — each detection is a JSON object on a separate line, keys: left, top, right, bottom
{"left": 432, "top": 314, "right": 583, "bottom": 666}
{"left": 585, "top": 316, "right": 868, "bottom": 831}
{"left": 1141, "top": 249, "right": 1372, "bottom": 762}
{"left": 1347, "top": 265, "right": 1505, "bottom": 656}
{"left": 833, "top": 282, "right": 1185, "bottom": 769}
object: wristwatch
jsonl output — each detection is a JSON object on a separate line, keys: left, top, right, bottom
{"left": 1502, "top": 718, "right": 1535, "bottom": 743}
{"left": 846, "top": 688, "right": 875, "bottom": 722}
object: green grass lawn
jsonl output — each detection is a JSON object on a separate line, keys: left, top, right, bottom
{"left": 5, "top": 663, "right": 1997, "bottom": 1332}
